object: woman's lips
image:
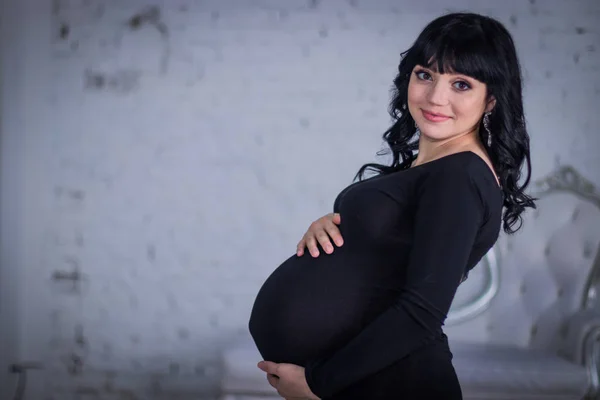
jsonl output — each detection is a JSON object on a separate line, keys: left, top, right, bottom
{"left": 421, "top": 109, "right": 451, "bottom": 122}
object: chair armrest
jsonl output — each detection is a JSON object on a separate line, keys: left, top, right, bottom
{"left": 560, "top": 308, "right": 600, "bottom": 399}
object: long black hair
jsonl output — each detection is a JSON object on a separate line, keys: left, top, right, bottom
{"left": 355, "top": 12, "right": 536, "bottom": 234}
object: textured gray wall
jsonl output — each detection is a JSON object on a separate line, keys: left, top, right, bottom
{"left": 1, "top": 0, "right": 599, "bottom": 398}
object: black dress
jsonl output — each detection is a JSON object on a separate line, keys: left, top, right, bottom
{"left": 249, "top": 151, "right": 503, "bottom": 399}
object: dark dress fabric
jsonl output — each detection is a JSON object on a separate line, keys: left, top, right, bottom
{"left": 248, "top": 151, "right": 503, "bottom": 399}
{"left": 325, "top": 333, "right": 462, "bottom": 399}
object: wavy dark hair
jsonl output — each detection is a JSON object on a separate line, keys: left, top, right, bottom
{"left": 355, "top": 12, "right": 536, "bottom": 234}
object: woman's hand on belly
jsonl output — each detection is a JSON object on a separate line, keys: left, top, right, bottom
{"left": 258, "top": 361, "right": 321, "bottom": 400}
{"left": 297, "top": 213, "right": 344, "bottom": 258}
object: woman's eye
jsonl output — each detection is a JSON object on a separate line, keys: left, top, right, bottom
{"left": 415, "top": 70, "right": 431, "bottom": 80}
{"left": 454, "top": 81, "right": 471, "bottom": 91}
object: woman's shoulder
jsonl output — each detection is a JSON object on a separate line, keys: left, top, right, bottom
{"left": 417, "top": 152, "right": 504, "bottom": 233}
{"left": 418, "top": 151, "right": 503, "bottom": 201}
{"left": 427, "top": 150, "right": 497, "bottom": 180}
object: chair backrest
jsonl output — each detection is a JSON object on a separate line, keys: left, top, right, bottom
{"left": 446, "top": 165, "right": 600, "bottom": 351}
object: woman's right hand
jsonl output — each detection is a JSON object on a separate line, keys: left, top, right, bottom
{"left": 296, "top": 213, "right": 344, "bottom": 257}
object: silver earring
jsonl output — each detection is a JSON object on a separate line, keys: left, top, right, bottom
{"left": 414, "top": 121, "right": 420, "bottom": 135}
{"left": 483, "top": 112, "right": 492, "bottom": 146}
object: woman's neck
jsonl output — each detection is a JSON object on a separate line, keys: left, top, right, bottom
{"left": 411, "top": 130, "right": 482, "bottom": 168}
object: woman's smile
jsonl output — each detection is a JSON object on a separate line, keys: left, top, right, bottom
{"left": 421, "top": 109, "right": 452, "bottom": 122}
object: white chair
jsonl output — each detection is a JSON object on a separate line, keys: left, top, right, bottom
{"left": 218, "top": 164, "right": 600, "bottom": 400}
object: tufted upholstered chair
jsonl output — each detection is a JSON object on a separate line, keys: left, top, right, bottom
{"left": 218, "top": 165, "right": 600, "bottom": 400}
{"left": 445, "top": 164, "right": 600, "bottom": 399}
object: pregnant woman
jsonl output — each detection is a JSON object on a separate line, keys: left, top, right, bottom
{"left": 249, "top": 12, "right": 536, "bottom": 400}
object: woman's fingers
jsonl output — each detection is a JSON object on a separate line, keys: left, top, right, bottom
{"left": 305, "top": 234, "right": 320, "bottom": 257}
{"left": 324, "top": 220, "right": 344, "bottom": 247}
{"left": 296, "top": 238, "right": 306, "bottom": 256}
{"left": 331, "top": 212, "right": 341, "bottom": 225}
{"left": 296, "top": 213, "right": 344, "bottom": 258}
{"left": 315, "top": 230, "right": 334, "bottom": 254}
{"left": 266, "top": 373, "right": 279, "bottom": 389}
{"left": 314, "top": 213, "right": 343, "bottom": 253}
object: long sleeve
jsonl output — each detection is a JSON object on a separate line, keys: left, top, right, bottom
{"left": 304, "top": 166, "right": 487, "bottom": 398}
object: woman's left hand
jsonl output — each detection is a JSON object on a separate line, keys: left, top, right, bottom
{"left": 257, "top": 361, "right": 320, "bottom": 400}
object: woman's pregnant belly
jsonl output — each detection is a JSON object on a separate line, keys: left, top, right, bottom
{"left": 248, "top": 246, "right": 403, "bottom": 366}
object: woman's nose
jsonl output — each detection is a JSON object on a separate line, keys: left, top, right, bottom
{"left": 426, "top": 81, "right": 449, "bottom": 106}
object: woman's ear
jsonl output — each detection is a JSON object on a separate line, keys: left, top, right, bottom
{"left": 485, "top": 96, "right": 497, "bottom": 113}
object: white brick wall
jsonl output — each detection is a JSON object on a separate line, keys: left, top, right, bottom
{"left": 1, "top": 0, "right": 599, "bottom": 398}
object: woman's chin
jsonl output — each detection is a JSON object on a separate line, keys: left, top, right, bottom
{"left": 418, "top": 130, "right": 454, "bottom": 142}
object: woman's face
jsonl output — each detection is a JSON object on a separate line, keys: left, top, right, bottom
{"left": 407, "top": 64, "right": 495, "bottom": 143}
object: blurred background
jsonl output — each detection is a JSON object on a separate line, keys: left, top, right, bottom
{"left": 1, "top": 0, "right": 599, "bottom": 399}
